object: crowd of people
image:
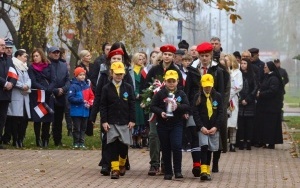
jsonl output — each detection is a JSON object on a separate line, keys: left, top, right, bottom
{"left": 0, "top": 36, "right": 289, "bottom": 181}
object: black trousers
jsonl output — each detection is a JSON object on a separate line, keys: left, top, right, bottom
{"left": 110, "top": 139, "right": 128, "bottom": 162}
{"left": 201, "top": 145, "right": 212, "bottom": 165}
{"left": 34, "top": 122, "right": 51, "bottom": 141}
{"left": 237, "top": 116, "right": 254, "bottom": 143}
{"left": 10, "top": 112, "right": 28, "bottom": 143}
{"left": 187, "top": 126, "right": 201, "bottom": 164}
{"left": 71, "top": 116, "right": 87, "bottom": 144}
{"left": 100, "top": 132, "right": 111, "bottom": 168}
{"left": 0, "top": 101, "right": 10, "bottom": 143}
{"left": 52, "top": 104, "right": 65, "bottom": 145}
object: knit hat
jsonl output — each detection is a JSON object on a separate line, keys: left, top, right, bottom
{"left": 74, "top": 67, "right": 86, "bottom": 77}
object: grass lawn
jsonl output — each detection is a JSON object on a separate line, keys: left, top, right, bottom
{"left": 285, "top": 116, "right": 300, "bottom": 154}
{"left": 284, "top": 87, "right": 300, "bottom": 106}
{"left": 4, "top": 121, "right": 102, "bottom": 150}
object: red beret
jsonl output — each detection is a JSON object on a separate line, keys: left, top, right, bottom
{"left": 196, "top": 42, "right": 213, "bottom": 53}
{"left": 108, "top": 48, "right": 124, "bottom": 58}
{"left": 160, "top": 44, "right": 176, "bottom": 53}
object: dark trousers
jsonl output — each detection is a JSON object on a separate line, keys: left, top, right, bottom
{"left": 110, "top": 139, "right": 128, "bottom": 162}
{"left": 157, "top": 123, "right": 183, "bottom": 175}
{"left": 237, "top": 116, "right": 254, "bottom": 143}
{"left": 85, "top": 108, "right": 94, "bottom": 136}
{"left": 52, "top": 104, "right": 65, "bottom": 145}
{"left": 100, "top": 132, "right": 111, "bottom": 168}
{"left": 187, "top": 126, "right": 201, "bottom": 164}
{"left": 71, "top": 116, "right": 87, "bottom": 144}
{"left": 201, "top": 145, "right": 212, "bottom": 165}
{"left": 0, "top": 101, "right": 10, "bottom": 143}
{"left": 34, "top": 122, "right": 51, "bottom": 141}
{"left": 64, "top": 105, "right": 73, "bottom": 131}
{"left": 10, "top": 112, "right": 28, "bottom": 143}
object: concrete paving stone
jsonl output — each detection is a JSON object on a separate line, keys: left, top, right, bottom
{"left": 1, "top": 123, "right": 300, "bottom": 187}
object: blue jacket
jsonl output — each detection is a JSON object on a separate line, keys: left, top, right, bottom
{"left": 68, "top": 78, "right": 94, "bottom": 117}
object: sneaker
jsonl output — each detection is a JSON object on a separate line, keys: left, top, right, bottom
{"left": 73, "top": 143, "right": 79, "bottom": 149}
{"left": 79, "top": 144, "right": 87, "bottom": 149}
{"left": 148, "top": 166, "right": 159, "bottom": 176}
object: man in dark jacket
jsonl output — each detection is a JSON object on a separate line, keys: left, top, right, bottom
{"left": 90, "top": 42, "right": 111, "bottom": 92}
{"left": 248, "top": 48, "right": 265, "bottom": 84}
{"left": 48, "top": 46, "right": 70, "bottom": 146}
{"left": 274, "top": 59, "right": 289, "bottom": 86}
{"left": 0, "top": 38, "right": 17, "bottom": 149}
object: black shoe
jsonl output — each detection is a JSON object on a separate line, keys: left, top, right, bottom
{"left": 246, "top": 141, "right": 251, "bottom": 150}
{"left": 229, "top": 144, "right": 236, "bottom": 152}
{"left": 206, "top": 174, "right": 212, "bottom": 181}
{"left": 18, "top": 140, "right": 23, "bottom": 148}
{"left": 164, "top": 174, "right": 172, "bottom": 180}
{"left": 212, "top": 165, "right": 219, "bottom": 173}
{"left": 267, "top": 144, "right": 275, "bottom": 149}
{"left": 100, "top": 166, "right": 110, "bottom": 176}
{"left": 200, "top": 173, "right": 208, "bottom": 180}
{"left": 14, "top": 141, "right": 20, "bottom": 148}
{"left": 239, "top": 141, "right": 244, "bottom": 150}
{"left": 125, "top": 159, "right": 130, "bottom": 170}
{"left": 36, "top": 139, "right": 42, "bottom": 147}
{"left": 175, "top": 172, "right": 183, "bottom": 178}
{"left": 160, "top": 164, "right": 165, "bottom": 174}
{"left": 192, "top": 167, "right": 200, "bottom": 177}
{"left": 43, "top": 140, "right": 49, "bottom": 148}
{"left": 148, "top": 166, "right": 159, "bottom": 176}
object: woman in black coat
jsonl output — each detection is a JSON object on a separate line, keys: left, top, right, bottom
{"left": 237, "top": 58, "right": 258, "bottom": 150}
{"left": 28, "top": 48, "right": 55, "bottom": 147}
{"left": 255, "top": 61, "right": 284, "bottom": 149}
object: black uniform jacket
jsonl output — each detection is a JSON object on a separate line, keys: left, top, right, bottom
{"left": 150, "top": 87, "right": 190, "bottom": 126}
{"left": 100, "top": 81, "right": 135, "bottom": 125}
{"left": 192, "top": 89, "right": 223, "bottom": 131}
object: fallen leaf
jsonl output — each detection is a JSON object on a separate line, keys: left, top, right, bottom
{"left": 40, "top": 169, "right": 45, "bottom": 173}
{"left": 282, "top": 177, "right": 288, "bottom": 180}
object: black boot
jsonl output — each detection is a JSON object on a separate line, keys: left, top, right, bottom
{"left": 246, "top": 141, "right": 251, "bottom": 150}
{"left": 42, "top": 140, "right": 49, "bottom": 148}
{"left": 212, "top": 151, "right": 220, "bottom": 173}
{"left": 18, "top": 140, "right": 23, "bottom": 148}
{"left": 239, "top": 140, "right": 244, "bottom": 150}
{"left": 36, "top": 139, "right": 42, "bottom": 147}
{"left": 229, "top": 144, "right": 236, "bottom": 152}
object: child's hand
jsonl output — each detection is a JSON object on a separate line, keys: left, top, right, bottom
{"left": 128, "top": 122, "right": 135, "bottom": 129}
{"left": 201, "top": 127, "right": 209, "bottom": 135}
{"left": 208, "top": 127, "right": 217, "bottom": 135}
{"left": 161, "top": 112, "right": 167, "bottom": 119}
{"left": 172, "top": 103, "right": 177, "bottom": 111}
{"left": 102, "top": 123, "right": 110, "bottom": 132}
{"left": 183, "top": 114, "right": 189, "bottom": 119}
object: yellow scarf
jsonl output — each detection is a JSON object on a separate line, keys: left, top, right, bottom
{"left": 134, "top": 64, "right": 142, "bottom": 74}
{"left": 205, "top": 93, "right": 213, "bottom": 119}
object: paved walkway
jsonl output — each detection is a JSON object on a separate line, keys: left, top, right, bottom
{"left": 0, "top": 123, "right": 300, "bottom": 188}
{"left": 1, "top": 104, "right": 300, "bottom": 188}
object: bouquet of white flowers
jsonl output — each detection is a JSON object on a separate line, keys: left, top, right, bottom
{"left": 140, "top": 76, "right": 164, "bottom": 114}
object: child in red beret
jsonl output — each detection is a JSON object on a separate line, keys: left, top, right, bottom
{"left": 68, "top": 67, "right": 94, "bottom": 149}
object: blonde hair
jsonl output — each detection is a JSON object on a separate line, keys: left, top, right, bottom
{"left": 79, "top": 50, "right": 90, "bottom": 60}
{"left": 225, "top": 54, "right": 239, "bottom": 70}
{"left": 131, "top": 53, "right": 142, "bottom": 67}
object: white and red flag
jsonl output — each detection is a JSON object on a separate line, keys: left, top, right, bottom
{"left": 37, "top": 90, "right": 45, "bottom": 103}
{"left": 180, "top": 70, "right": 187, "bottom": 87}
{"left": 7, "top": 67, "right": 18, "bottom": 80}
{"left": 34, "top": 103, "right": 48, "bottom": 118}
{"left": 141, "top": 67, "right": 148, "bottom": 79}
